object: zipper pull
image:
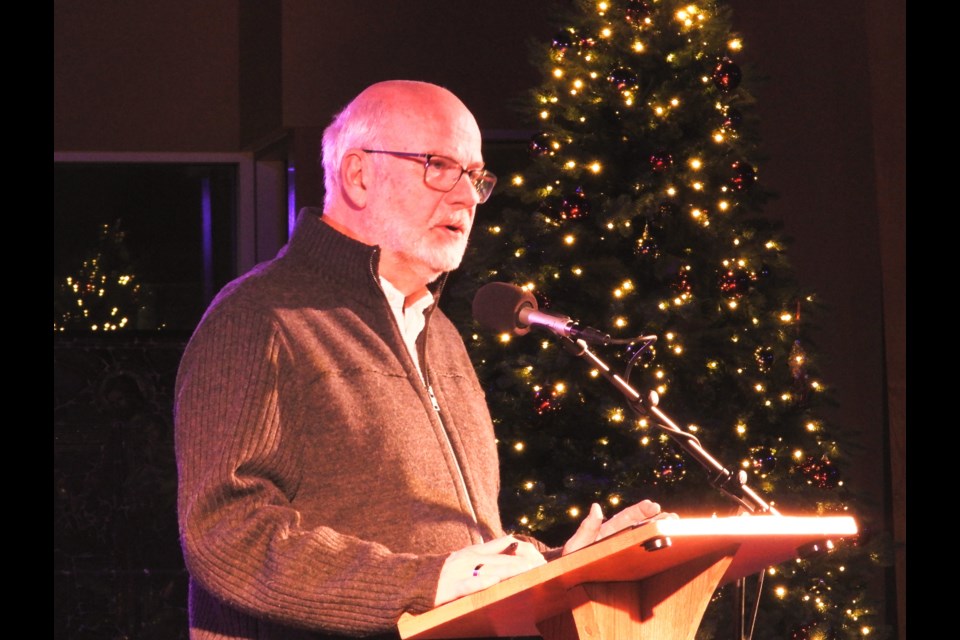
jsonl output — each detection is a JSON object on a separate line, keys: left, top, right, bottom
{"left": 426, "top": 385, "right": 441, "bottom": 413}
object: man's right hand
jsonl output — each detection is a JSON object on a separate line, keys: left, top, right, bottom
{"left": 433, "top": 536, "right": 546, "bottom": 607}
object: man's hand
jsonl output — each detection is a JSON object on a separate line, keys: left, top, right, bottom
{"left": 562, "top": 501, "right": 677, "bottom": 556}
{"left": 434, "top": 536, "right": 546, "bottom": 607}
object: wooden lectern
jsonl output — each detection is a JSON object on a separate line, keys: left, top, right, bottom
{"left": 397, "top": 515, "right": 857, "bottom": 640}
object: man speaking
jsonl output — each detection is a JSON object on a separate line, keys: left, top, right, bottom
{"left": 174, "top": 79, "right": 666, "bottom": 639}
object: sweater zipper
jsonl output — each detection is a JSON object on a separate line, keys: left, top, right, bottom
{"left": 370, "top": 252, "right": 482, "bottom": 541}
{"left": 426, "top": 382, "right": 481, "bottom": 535}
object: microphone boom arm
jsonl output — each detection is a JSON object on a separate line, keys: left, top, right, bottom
{"left": 560, "top": 337, "right": 779, "bottom": 515}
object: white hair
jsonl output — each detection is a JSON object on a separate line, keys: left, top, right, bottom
{"left": 320, "top": 93, "right": 389, "bottom": 210}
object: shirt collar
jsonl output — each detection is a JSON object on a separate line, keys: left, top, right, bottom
{"left": 379, "top": 276, "right": 434, "bottom": 317}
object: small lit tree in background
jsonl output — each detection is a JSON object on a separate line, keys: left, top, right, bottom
{"left": 452, "top": 0, "right": 891, "bottom": 638}
{"left": 54, "top": 218, "right": 185, "bottom": 638}
{"left": 54, "top": 219, "right": 144, "bottom": 332}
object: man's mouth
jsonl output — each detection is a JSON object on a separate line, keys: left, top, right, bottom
{"left": 439, "top": 221, "right": 465, "bottom": 234}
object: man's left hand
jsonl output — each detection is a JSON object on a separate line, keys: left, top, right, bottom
{"left": 561, "top": 500, "right": 677, "bottom": 556}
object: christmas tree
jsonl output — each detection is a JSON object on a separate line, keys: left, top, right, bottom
{"left": 54, "top": 219, "right": 145, "bottom": 332}
{"left": 449, "top": 1, "right": 890, "bottom": 638}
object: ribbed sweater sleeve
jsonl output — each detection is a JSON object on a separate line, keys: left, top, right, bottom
{"left": 175, "top": 303, "right": 446, "bottom": 635}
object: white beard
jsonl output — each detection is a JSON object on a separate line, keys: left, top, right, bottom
{"left": 368, "top": 210, "right": 471, "bottom": 277}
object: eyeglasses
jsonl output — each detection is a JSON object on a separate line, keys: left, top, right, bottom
{"left": 362, "top": 150, "right": 497, "bottom": 204}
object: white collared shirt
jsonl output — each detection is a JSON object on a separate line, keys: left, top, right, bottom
{"left": 380, "top": 277, "right": 434, "bottom": 381}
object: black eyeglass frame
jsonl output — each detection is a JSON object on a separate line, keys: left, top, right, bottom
{"left": 361, "top": 149, "right": 497, "bottom": 203}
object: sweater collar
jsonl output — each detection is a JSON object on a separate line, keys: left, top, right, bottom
{"left": 283, "top": 207, "right": 448, "bottom": 300}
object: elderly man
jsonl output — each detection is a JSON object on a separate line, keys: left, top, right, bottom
{"left": 175, "top": 80, "right": 665, "bottom": 639}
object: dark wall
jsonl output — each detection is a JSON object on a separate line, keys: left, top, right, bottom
{"left": 54, "top": 0, "right": 242, "bottom": 151}
{"left": 279, "top": 2, "right": 557, "bottom": 132}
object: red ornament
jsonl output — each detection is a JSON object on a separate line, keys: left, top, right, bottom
{"left": 654, "top": 451, "right": 686, "bottom": 483}
{"left": 578, "top": 36, "right": 597, "bottom": 50}
{"left": 552, "top": 30, "right": 574, "bottom": 52}
{"left": 529, "top": 132, "right": 554, "bottom": 157}
{"left": 797, "top": 456, "right": 840, "bottom": 489}
{"left": 657, "top": 201, "right": 679, "bottom": 217}
{"left": 721, "top": 106, "right": 743, "bottom": 130}
{"left": 560, "top": 188, "right": 590, "bottom": 219}
{"left": 730, "top": 160, "right": 757, "bottom": 191}
{"left": 712, "top": 58, "right": 742, "bottom": 92}
{"left": 533, "top": 386, "right": 562, "bottom": 415}
{"left": 649, "top": 151, "right": 673, "bottom": 173}
{"left": 748, "top": 446, "right": 777, "bottom": 474}
{"left": 672, "top": 267, "right": 692, "bottom": 294}
{"left": 607, "top": 66, "right": 638, "bottom": 90}
{"left": 624, "top": 0, "right": 653, "bottom": 23}
{"left": 719, "top": 267, "right": 753, "bottom": 296}
{"left": 754, "top": 346, "right": 775, "bottom": 372}
{"left": 791, "top": 624, "right": 813, "bottom": 640}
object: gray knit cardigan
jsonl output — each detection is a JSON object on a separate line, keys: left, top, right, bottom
{"left": 175, "top": 209, "right": 510, "bottom": 639}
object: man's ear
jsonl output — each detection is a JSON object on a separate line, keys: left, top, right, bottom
{"left": 340, "top": 149, "right": 369, "bottom": 209}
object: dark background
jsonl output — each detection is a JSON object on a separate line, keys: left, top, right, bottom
{"left": 54, "top": 1, "right": 905, "bottom": 638}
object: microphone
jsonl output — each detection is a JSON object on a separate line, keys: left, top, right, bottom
{"left": 471, "top": 282, "right": 613, "bottom": 344}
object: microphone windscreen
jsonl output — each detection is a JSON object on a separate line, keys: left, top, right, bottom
{"left": 472, "top": 282, "right": 537, "bottom": 336}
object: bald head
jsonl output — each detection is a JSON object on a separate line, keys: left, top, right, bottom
{"left": 318, "top": 80, "right": 488, "bottom": 295}
{"left": 321, "top": 80, "right": 481, "bottom": 211}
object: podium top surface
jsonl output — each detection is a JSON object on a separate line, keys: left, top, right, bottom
{"left": 397, "top": 514, "right": 858, "bottom": 639}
